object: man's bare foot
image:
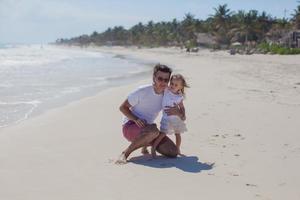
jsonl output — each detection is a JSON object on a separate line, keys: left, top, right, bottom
{"left": 115, "top": 153, "right": 127, "bottom": 165}
{"left": 151, "top": 147, "right": 157, "bottom": 158}
{"left": 141, "top": 147, "right": 149, "bottom": 155}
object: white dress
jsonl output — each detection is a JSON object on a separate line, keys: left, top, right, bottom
{"left": 160, "top": 89, "right": 187, "bottom": 135}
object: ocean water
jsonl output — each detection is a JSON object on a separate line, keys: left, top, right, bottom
{"left": 0, "top": 44, "right": 153, "bottom": 128}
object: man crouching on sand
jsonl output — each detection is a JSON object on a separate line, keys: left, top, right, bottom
{"left": 116, "top": 64, "right": 185, "bottom": 164}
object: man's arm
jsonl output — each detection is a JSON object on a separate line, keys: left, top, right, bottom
{"left": 119, "top": 99, "right": 145, "bottom": 127}
{"left": 164, "top": 102, "right": 185, "bottom": 120}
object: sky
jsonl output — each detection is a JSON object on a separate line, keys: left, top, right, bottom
{"left": 0, "top": 0, "right": 298, "bottom": 44}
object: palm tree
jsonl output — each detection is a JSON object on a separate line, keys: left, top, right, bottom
{"left": 212, "top": 4, "right": 233, "bottom": 29}
{"left": 257, "top": 11, "right": 273, "bottom": 40}
{"left": 56, "top": 3, "right": 295, "bottom": 50}
{"left": 292, "top": 1, "right": 300, "bottom": 29}
{"left": 129, "top": 22, "right": 145, "bottom": 45}
{"left": 145, "top": 21, "right": 155, "bottom": 45}
{"left": 230, "top": 10, "right": 261, "bottom": 44}
{"left": 110, "top": 26, "right": 128, "bottom": 45}
{"left": 230, "top": 10, "right": 246, "bottom": 42}
{"left": 179, "top": 13, "right": 197, "bottom": 46}
{"left": 168, "top": 19, "right": 181, "bottom": 45}
{"left": 152, "top": 22, "right": 168, "bottom": 46}
{"left": 243, "top": 10, "right": 260, "bottom": 43}
{"left": 267, "top": 18, "right": 291, "bottom": 45}
{"left": 211, "top": 4, "right": 234, "bottom": 45}
{"left": 90, "top": 31, "right": 99, "bottom": 44}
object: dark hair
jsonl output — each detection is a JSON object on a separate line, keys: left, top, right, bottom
{"left": 153, "top": 63, "right": 172, "bottom": 77}
{"left": 170, "top": 74, "right": 190, "bottom": 97}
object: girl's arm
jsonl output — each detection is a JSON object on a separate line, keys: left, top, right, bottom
{"left": 178, "top": 100, "right": 186, "bottom": 121}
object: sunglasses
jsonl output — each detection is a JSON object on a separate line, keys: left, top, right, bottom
{"left": 156, "top": 76, "right": 169, "bottom": 83}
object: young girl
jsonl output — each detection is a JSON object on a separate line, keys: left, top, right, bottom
{"left": 152, "top": 74, "right": 189, "bottom": 157}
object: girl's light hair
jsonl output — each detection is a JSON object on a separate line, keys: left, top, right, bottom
{"left": 170, "top": 74, "right": 190, "bottom": 97}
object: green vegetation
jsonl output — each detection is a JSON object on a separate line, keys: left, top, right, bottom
{"left": 258, "top": 42, "right": 300, "bottom": 54}
{"left": 56, "top": 2, "right": 300, "bottom": 54}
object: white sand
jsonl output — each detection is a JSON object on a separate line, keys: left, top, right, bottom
{"left": 1, "top": 47, "right": 300, "bottom": 200}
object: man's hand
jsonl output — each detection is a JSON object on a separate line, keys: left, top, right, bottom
{"left": 134, "top": 118, "right": 146, "bottom": 128}
{"left": 164, "top": 103, "right": 181, "bottom": 117}
{"left": 151, "top": 146, "right": 157, "bottom": 158}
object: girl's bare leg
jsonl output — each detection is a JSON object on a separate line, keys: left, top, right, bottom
{"left": 175, "top": 133, "right": 182, "bottom": 155}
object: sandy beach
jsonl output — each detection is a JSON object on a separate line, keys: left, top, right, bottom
{"left": 1, "top": 47, "right": 300, "bottom": 200}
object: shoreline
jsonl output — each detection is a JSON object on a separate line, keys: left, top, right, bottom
{"left": 1, "top": 46, "right": 300, "bottom": 200}
{"left": 0, "top": 45, "right": 154, "bottom": 130}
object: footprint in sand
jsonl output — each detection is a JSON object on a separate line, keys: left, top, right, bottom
{"left": 246, "top": 183, "right": 257, "bottom": 187}
{"left": 278, "top": 182, "right": 286, "bottom": 186}
{"left": 229, "top": 172, "right": 240, "bottom": 176}
{"left": 234, "top": 134, "right": 246, "bottom": 140}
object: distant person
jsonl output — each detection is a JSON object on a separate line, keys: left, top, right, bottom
{"left": 116, "top": 64, "right": 185, "bottom": 164}
{"left": 151, "top": 74, "right": 189, "bottom": 157}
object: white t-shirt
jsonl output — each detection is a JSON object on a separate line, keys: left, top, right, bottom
{"left": 123, "top": 84, "right": 163, "bottom": 124}
{"left": 162, "top": 88, "right": 184, "bottom": 118}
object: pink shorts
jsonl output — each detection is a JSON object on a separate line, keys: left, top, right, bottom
{"left": 122, "top": 120, "right": 142, "bottom": 142}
